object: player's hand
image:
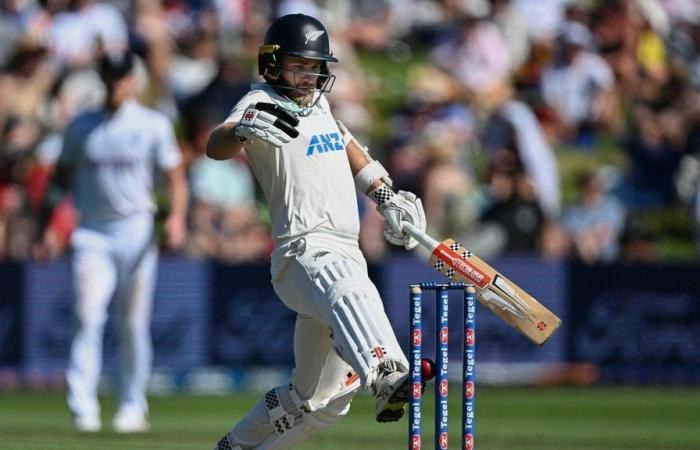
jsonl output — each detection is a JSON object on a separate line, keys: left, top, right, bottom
{"left": 31, "top": 228, "right": 62, "bottom": 262}
{"left": 378, "top": 190, "right": 426, "bottom": 250}
{"left": 234, "top": 102, "right": 299, "bottom": 147}
{"left": 165, "top": 213, "right": 186, "bottom": 249}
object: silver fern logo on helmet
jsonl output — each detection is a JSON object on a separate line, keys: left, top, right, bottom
{"left": 304, "top": 30, "right": 325, "bottom": 44}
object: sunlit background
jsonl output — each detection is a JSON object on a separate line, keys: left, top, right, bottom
{"left": 1, "top": 1, "right": 699, "bottom": 449}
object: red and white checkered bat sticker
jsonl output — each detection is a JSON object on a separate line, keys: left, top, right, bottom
{"left": 433, "top": 243, "right": 491, "bottom": 288}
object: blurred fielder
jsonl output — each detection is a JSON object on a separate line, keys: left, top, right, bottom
{"left": 206, "top": 14, "right": 426, "bottom": 450}
{"left": 36, "top": 49, "right": 188, "bottom": 433}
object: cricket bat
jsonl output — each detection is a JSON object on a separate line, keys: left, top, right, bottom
{"left": 402, "top": 222, "right": 562, "bottom": 345}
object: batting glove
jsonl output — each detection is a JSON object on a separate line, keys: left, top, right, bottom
{"left": 378, "top": 190, "right": 426, "bottom": 250}
{"left": 235, "top": 102, "right": 300, "bottom": 147}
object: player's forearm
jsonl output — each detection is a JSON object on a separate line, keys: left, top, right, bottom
{"left": 37, "top": 165, "right": 73, "bottom": 235}
{"left": 206, "top": 123, "right": 244, "bottom": 160}
{"left": 347, "top": 145, "right": 385, "bottom": 191}
{"left": 340, "top": 122, "right": 391, "bottom": 195}
{"left": 346, "top": 137, "right": 372, "bottom": 176}
{"left": 166, "top": 164, "right": 188, "bottom": 220}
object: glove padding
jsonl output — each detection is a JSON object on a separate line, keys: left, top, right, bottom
{"left": 377, "top": 190, "right": 426, "bottom": 250}
{"left": 235, "top": 102, "right": 300, "bottom": 147}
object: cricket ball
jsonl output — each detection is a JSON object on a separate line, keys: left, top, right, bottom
{"left": 421, "top": 358, "right": 436, "bottom": 381}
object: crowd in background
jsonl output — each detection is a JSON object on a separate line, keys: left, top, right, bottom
{"left": 2, "top": 0, "right": 700, "bottom": 264}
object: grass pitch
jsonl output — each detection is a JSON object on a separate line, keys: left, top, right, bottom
{"left": 1, "top": 386, "right": 699, "bottom": 449}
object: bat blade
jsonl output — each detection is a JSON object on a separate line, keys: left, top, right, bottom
{"left": 430, "top": 239, "right": 562, "bottom": 345}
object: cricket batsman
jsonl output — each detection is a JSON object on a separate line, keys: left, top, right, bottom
{"left": 206, "top": 14, "right": 426, "bottom": 450}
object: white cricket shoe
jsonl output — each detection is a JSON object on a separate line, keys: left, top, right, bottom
{"left": 74, "top": 414, "right": 101, "bottom": 432}
{"left": 373, "top": 364, "right": 410, "bottom": 423}
{"left": 112, "top": 408, "right": 150, "bottom": 433}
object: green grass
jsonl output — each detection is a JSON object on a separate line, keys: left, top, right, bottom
{"left": 1, "top": 387, "right": 699, "bottom": 449}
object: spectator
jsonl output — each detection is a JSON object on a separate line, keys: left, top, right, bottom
{"left": 562, "top": 170, "right": 626, "bottom": 264}
{"left": 482, "top": 84, "right": 561, "bottom": 219}
{"left": 481, "top": 169, "right": 546, "bottom": 254}
{"left": 430, "top": 12, "right": 512, "bottom": 105}
{"left": 0, "top": 0, "right": 699, "bottom": 265}
{"left": 419, "top": 120, "right": 478, "bottom": 240}
{"left": 48, "top": 0, "right": 128, "bottom": 68}
{"left": 489, "top": 0, "right": 531, "bottom": 71}
{"left": 540, "top": 21, "right": 617, "bottom": 146}
{"left": 187, "top": 154, "right": 272, "bottom": 263}
{"left": 623, "top": 105, "right": 684, "bottom": 208}
{"left": 512, "top": 0, "right": 568, "bottom": 43}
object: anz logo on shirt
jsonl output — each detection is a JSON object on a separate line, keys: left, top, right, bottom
{"left": 305, "top": 133, "right": 345, "bottom": 156}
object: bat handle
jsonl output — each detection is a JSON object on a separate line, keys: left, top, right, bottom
{"left": 401, "top": 221, "right": 440, "bottom": 251}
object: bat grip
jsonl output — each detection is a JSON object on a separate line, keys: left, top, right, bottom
{"left": 401, "top": 221, "right": 440, "bottom": 251}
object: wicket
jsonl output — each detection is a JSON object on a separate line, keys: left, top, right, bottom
{"left": 409, "top": 282, "right": 477, "bottom": 450}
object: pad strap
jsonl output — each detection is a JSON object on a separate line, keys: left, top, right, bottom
{"left": 265, "top": 389, "right": 295, "bottom": 434}
{"left": 287, "top": 384, "right": 311, "bottom": 413}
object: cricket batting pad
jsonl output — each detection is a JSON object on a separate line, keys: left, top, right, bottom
{"left": 312, "top": 255, "right": 408, "bottom": 385}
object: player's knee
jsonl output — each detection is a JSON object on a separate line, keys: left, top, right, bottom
{"left": 75, "top": 316, "right": 108, "bottom": 337}
{"left": 315, "top": 258, "right": 373, "bottom": 304}
{"left": 264, "top": 383, "right": 348, "bottom": 433}
{"left": 311, "top": 390, "right": 353, "bottom": 423}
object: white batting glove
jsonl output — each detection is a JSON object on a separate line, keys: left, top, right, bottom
{"left": 376, "top": 190, "right": 426, "bottom": 250}
{"left": 235, "top": 102, "right": 299, "bottom": 148}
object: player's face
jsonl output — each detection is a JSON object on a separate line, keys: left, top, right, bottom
{"left": 106, "top": 73, "right": 137, "bottom": 109}
{"left": 279, "top": 56, "right": 322, "bottom": 104}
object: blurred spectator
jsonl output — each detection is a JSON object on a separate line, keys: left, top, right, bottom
{"left": 131, "top": 0, "right": 175, "bottom": 103}
{"left": 482, "top": 83, "right": 561, "bottom": 219}
{"left": 179, "top": 57, "right": 252, "bottom": 166}
{"left": 277, "top": 0, "right": 320, "bottom": 17}
{"left": 430, "top": 12, "right": 512, "bottom": 106}
{"left": 619, "top": 211, "right": 660, "bottom": 261}
{"left": 168, "top": 24, "right": 219, "bottom": 103}
{"left": 562, "top": 170, "right": 626, "bottom": 264}
{"left": 512, "top": 0, "right": 568, "bottom": 43}
{"left": 677, "top": 96, "right": 700, "bottom": 255}
{"left": 326, "top": 39, "right": 372, "bottom": 134}
{"left": 623, "top": 105, "right": 684, "bottom": 208}
{"left": 0, "top": 41, "right": 53, "bottom": 260}
{"left": 48, "top": 0, "right": 128, "bottom": 68}
{"left": 187, "top": 154, "right": 271, "bottom": 263}
{"left": 540, "top": 21, "right": 617, "bottom": 147}
{"left": 341, "top": 0, "right": 396, "bottom": 50}
{"left": 419, "top": 119, "right": 478, "bottom": 240}
{"left": 1, "top": 0, "right": 700, "bottom": 264}
{"left": 481, "top": 169, "right": 546, "bottom": 254}
{"left": 0, "top": 0, "right": 33, "bottom": 67}
{"left": 489, "top": 0, "right": 530, "bottom": 71}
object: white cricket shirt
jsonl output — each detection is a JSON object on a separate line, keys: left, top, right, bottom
{"left": 59, "top": 99, "right": 182, "bottom": 225}
{"left": 225, "top": 83, "right": 360, "bottom": 242}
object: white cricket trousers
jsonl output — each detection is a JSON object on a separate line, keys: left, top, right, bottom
{"left": 66, "top": 213, "right": 158, "bottom": 419}
{"left": 227, "top": 231, "right": 406, "bottom": 448}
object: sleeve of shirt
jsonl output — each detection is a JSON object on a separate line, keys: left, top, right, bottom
{"left": 154, "top": 114, "right": 182, "bottom": 171}
{"left": 223, "top": 90, "right": 270, "bottom": 125}
{"left": 587, "top": 54, "right": 615, "bottom": 89}
{"left": 57, "top": 118, "right": 83, "bottom": 167}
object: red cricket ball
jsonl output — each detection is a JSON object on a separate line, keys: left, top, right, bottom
{"left": 421, "top": 358, "right": 436, "bottom": 381}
